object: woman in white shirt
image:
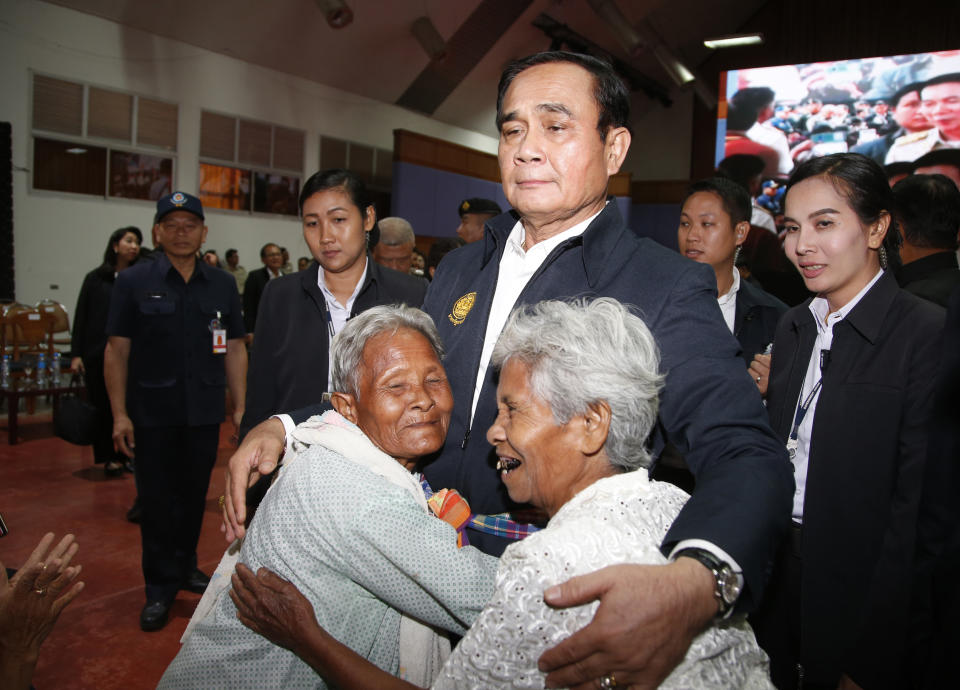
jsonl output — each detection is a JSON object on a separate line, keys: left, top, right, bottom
{"left": 750, "top": 153, "right": 945, "bottom": 690}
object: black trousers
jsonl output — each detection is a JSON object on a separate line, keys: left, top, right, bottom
{"left": 134, "top": 424, "right": 219, "bottom": 603}
{"left": 82, "top": 357, "right": 126, "bottom": 465}
{"left": 751, "top": 523, "right": 836, "bottom": 690}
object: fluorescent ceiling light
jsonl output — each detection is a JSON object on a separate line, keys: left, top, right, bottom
{"left": 703, "top": 33, "right": 764, "bottom": 49}
{"left": 65, "top": 147, "right": 87, "bottom": 154}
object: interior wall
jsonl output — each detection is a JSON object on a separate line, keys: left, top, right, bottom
{"left": 0, "top": 0, "right": 498, "bottom": 310}
{"left": 622, "top": 89, "right": 694, "bottom": 182}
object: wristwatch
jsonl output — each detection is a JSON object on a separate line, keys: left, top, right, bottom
{"left": 674, "top": 547, "right": 742, "bottom": 618}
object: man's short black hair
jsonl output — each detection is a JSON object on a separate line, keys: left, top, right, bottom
{"left": 717, "top": 154, "right": 766, "bottom": 188}
{"left": 727, "top": 87, "right": 776, "bottom": 131}
{"left": 225, "top": 248, "right": 238, "bottom": 259}
{"left": 682, "top": 177, "right": 753, "bottom": 226}
{"left": 884, "top": 162, "right": 914, "bottom": 180}
{"left": 922, "top": 72, "right": 960, "bottom": 91}
{"left": 260, "top": 242, "right": 279, "bottom": 259}
{"left": 496, "top": 51, "right": 630, "bottom": 140}
{"left": 890, "top": 83, "right": 920, "bottom": 108}
{"left": 892, "top": 174, "right": 960, "bottom": 251}
{"left": 912, "top": 148, "right": 960, "bottom": 173}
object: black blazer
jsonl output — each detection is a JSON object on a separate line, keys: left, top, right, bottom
{"left": 243, "top": 267, "right": 280, "bottom": 333}
{"left": 896, "top": 251, "right": 960, "bottom": 309}
{"left": 762, "top": 272, "right": 945, "bottom": 687}
{"left": 72, "top": 265, "right": 116, "bottom": 361}
{"left": 734, "top": 278, "right": 788, "bottom": 364}
{"left": 239, "top": 258, "right": 427, "bottom": 438}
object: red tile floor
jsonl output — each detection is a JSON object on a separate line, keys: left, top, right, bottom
{"left": 1, "top": 408, "right": 236, "bottom": 689}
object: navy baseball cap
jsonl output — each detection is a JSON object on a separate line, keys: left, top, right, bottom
{"left": 155, "top": 191, "right": 205, "bottom": 223}
{"left": 458, "top": 197, "right": 502, "bottom": 217}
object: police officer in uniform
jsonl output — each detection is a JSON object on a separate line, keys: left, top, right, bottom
{"left": 105, "top": 191, "right": 247, "bottom": 631}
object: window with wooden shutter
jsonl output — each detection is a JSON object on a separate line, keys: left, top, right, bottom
{"left": 138, "top": 98, "right": 178, "bottom": 150}
{"left": 31, "top": 75, "right": 177, "bottom": 200}
{"left": 87, "top": 87, "right": 132, "bottom": 142}
{"left": 32, "top": 75, "right": 83, "bottom": 136}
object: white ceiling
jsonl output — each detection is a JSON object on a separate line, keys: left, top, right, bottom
{"left": 43, "top": 0, "right": 768, "bottom": 138}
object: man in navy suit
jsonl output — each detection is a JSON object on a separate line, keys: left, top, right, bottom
{"left": 242, "top": 243, "right": 284, "bottom": 338}
{"left": 224, "top": 51, "right": 792, "bottom": 688}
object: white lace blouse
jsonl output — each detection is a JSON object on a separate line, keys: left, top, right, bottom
{"left": 432, "top": 469, "right": 773, "bottom": 689}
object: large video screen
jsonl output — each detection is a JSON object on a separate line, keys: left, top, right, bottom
{"left": 716, "top": 50, "right": 960, "bottom": 198}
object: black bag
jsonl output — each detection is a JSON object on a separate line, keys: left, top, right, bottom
{"left": 54, "top": 376, "right": 98, "bottom": 446}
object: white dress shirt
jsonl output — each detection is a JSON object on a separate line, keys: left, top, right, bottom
{"left": 790, "top": 269, "right": 883, "bottom": 521}
{"left": 318, "top": 258, "right": 368, "bottom": 390}
{"left": 718, "top": 267, "right": 740, "bottom": 334}
{"left": 468, "top": 211, "right": 602, "bottom": 423}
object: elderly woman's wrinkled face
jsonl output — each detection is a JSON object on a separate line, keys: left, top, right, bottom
{"left": 340, "top": 328, "right": 453, "bottom": 468}
{"left": 487, "top": 358, "right": 608, "bottom": 517}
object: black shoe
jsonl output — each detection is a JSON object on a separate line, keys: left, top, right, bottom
{"left": 181, "top": 568, "right": 210, "bottom": 594}
{"left": 122, "top": 460, "right": 135, "bottom": 473}
{"left": 139, "top": 600, "right": 171, "bottom": 632}
{"left": 126, "top": 499, "right": 141, "bottom": 524}
{"left": 104, "top": 462, "right": 124, "bottom": 477}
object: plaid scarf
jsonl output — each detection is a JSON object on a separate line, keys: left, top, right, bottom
{"left": 419, "top": 477, "right": 541, "bottom": 546}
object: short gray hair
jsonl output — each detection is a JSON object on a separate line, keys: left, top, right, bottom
{"left": 378, "top": 217, "right": 415, "bottom": 246}
{"left": 330, "top": 304, "right": 444, "bottom": 397}
{"left": 491, "top": 298, "right": 663, "bottom": 470}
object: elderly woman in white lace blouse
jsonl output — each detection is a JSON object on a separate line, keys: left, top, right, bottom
{"left": 230, "top": 297, "right": 773, "bottom": 690}
{"left": 158, "top": 305, "right": 499, "bottom": 689}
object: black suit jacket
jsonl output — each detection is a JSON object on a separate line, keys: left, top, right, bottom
{"left": 240, "top": 258, "right": 427, "bottom": 437}
{"left": 243, "top": 267, "right": 280, "bottom": 333}
{"left": 72, "top": 264, "right": 116, "bottom": 360}
{"left": 896, "top": 251, "right": 960, "bottom": 308}
{"left": 761, "top": 272, "right": 945, "bottom": 687}
{"left": 734, "top": 278, "right": 788, "bottom": 364}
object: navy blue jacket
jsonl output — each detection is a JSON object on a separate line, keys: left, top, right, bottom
{"left": 107, "top": 253, "right": 245, "bottom": 428}
{"left": 421, "top": 202, "right": 793, "bottom": 610}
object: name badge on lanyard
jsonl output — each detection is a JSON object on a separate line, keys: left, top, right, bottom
{"left": 210, "top": 311, "right": 227, "bottom": 354}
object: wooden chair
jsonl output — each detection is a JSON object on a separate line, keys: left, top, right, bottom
{"left": 9, "top": 308, "right": 56, "bottom": 361}
{"left": 36, "top": 299, "right": 72, "bottom": 351}
{"left": 7, "top": 308, "right": 56, "bottom": 414}
{"left": 1, "top": 302, "right": 31, "bottom": 358}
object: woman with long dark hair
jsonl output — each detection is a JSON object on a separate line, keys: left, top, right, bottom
{"left": 71, "top": 226, "right": 142, "bottom": 476}
{"left": 750, "top": 153, "right": 945, "bottom": 689}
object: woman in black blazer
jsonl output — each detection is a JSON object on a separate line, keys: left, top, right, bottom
{"left": 239, "top": 170, "right": 427, "bottom": 439}
{"left": 71, "top": 226, "right": 142, "bottom": 476}
{"left": 678, "top": 176, "right": 788, "bottom": 367}
{"left": 750, "top": 154, "right": 945, "bottom": 689}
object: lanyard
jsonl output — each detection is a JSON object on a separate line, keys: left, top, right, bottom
{"left": 787, "top": 349, "right": 830, "bottom": 457}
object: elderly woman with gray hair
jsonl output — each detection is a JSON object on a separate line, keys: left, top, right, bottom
{"left": 159, "top": 304, "right": 498, "bottom": 689}
{"left": 227, "top": 298, "right": 772, "bottom": 689}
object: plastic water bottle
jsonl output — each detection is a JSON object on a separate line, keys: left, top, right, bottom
{"left": 0, "top": 354, "right": 9, "bottom": 389}
{"left": 36, "top": 353, "right": 46, "bottom": 387}
{"left": 51, "top": 352, "right": 61, "bottom": 386}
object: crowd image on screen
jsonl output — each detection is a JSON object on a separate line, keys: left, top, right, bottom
{"left": 722, "top": 50, "right": 960, "bottom": 220}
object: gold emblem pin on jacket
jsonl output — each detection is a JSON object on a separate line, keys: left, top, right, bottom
{"left": 448, "top": 292, "right": 477, "bottom": 326}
